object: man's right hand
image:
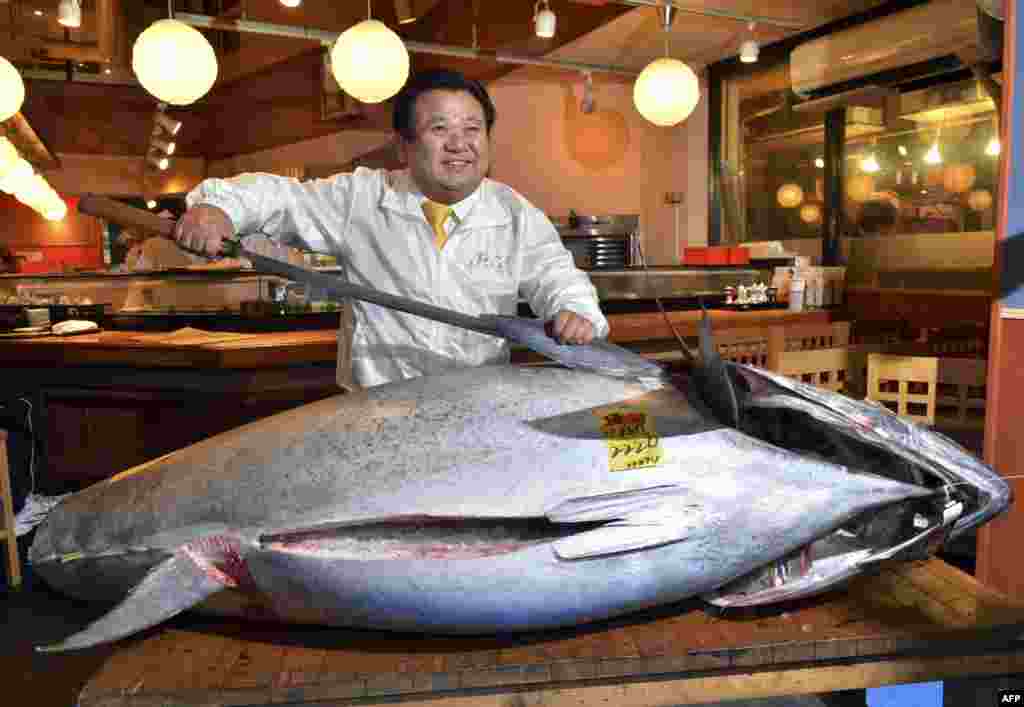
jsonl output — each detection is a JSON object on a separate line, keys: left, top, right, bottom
{"left": 173, "top": 204, "right": 234, "bottom": 257}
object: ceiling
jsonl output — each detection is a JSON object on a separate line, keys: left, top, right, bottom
{"left": 0, "top": 1, "right": 898, "bottom": 162}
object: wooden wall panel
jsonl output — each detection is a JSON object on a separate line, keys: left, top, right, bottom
{"left": 0, "top": 194, "right": 99, "bottom": 247}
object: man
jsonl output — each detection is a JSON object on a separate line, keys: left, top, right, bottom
{"left": 174, "top": 69, "right": 608, "bottom": 388}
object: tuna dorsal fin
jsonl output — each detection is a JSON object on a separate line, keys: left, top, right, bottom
{"left": 547, "top": 485, "right": 705, "bottom": 560}
{"left": 693, "top": 307, "right": 740, "bottom": 428}
{"left": 36, "top": 548, "right": 228, "bottom": 653}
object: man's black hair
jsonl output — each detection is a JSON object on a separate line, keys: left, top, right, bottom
{"left": 393, "top": 69, "right": 496, "bottom": 142}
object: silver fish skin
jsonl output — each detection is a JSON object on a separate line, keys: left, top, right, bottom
{"left": 29, "top": 363, "right": 975, "bottom": 650}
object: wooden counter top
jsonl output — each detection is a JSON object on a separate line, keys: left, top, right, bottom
{"left": 0, "top": 310, "right": 836, "bottom": 370}
{"left": 75, "top": 558, "right": 1024, "bottom": 707}
{"left": 0, "top": 328, "right": 339, "bottom": 369}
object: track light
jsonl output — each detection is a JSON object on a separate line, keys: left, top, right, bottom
{"left": 58, "top": 0, "right": 82, "bottom": 28}
{"left": 394, "top": 0, "right": 417, "bottom": 24}
{"left": 154, "top": 111, "right": 182, "bottom": 136}
{"left": 534, "top": 1, "right": 556, "bottom": 39}
{"left": 739, "top": 23, "right": 758, "bottom": 63}
{"left": 151, "top": 137, "right": 176, "bottom": 155}
{"left": 147, "top": 152, "right": 170, "bottom": 171}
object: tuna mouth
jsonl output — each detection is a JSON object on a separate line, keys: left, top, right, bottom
{"left": 704, "top": 491, "right": 962, "bottom": 608}
{"left": 261, "top": 515, "right": 606, "bottom": 561}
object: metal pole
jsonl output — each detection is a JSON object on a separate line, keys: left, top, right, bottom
{"left": 616, "top": 0, "right": 805, "bottom": 29}
{"left": 176, "top": 13, "right": 641, "bottom": 77}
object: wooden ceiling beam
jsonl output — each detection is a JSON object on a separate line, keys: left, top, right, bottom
{"left": 1, "top": 113, "right": 61, "bottom": 170}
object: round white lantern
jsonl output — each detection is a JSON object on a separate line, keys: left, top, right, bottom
{"left": 777, "top": 183, "right": 804, "bottom": 208}
{"left": 633, "top": 58, "right": 700, "bottom": 127}
{"left": 0, "top": 56, "right": 26, "bottom": 122}
{"left": 330, "top": 20, "right": 410, "bottom": 104}
{"left": 132, "top": 20, "right": 219, "bottom": 106}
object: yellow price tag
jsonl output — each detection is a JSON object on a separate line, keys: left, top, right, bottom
{"left": 595, "top": 406, "right": 665, "bottom": 472}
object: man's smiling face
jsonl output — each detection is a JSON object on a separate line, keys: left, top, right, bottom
{"left": 399, "top": 89, "right": 491, "bottom": 205}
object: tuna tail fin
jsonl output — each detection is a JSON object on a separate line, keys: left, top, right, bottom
{"left": 36, "top": 549, "right": 227, "bottom": 653}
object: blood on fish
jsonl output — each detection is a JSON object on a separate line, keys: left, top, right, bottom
{"left": 183, "top": 535, "right": 256, "bottom": 589}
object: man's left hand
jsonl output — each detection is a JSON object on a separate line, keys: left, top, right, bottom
{"left": 548, "top": 310, "right": 595, "bottom": 346}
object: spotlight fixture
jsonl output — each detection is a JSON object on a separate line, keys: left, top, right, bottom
{"left": 898, "top": 145, "right": 908, "bottom": 157}
{"left": 924, "top": 142, "right": 942, "bottom": 165}
{"left": 534, "top": 0, "right": 556, "bottom": 39}
{"left": 147, "top": 152, "right": 170, "bottom": 171}
{"left": 280, "top": 0, "right": 302, "bottom": 6}
{"left": 58, "top": 0, "right": 82, "bottom": 28}
{"left": 394, "top": 0, "right": 417, "bottom": 24}
{"left": 154, "top": 110, "right": 182, "bottom": 136}
{"left": 151, "top": 137, "right": 176, "bottom": 155}
{"left": 739, "top": 23, "right": 758, "bottom": 63}
{"left": 814, "top": 157, "right": 825, "bottom": 169}
{"left": 146, "top": 198, "right": 158, "bottom": 209}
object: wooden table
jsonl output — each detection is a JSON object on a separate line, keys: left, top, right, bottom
{"left": 76, "top": 558, "right": 1024, "bottom": 707}
{"left": 0, "top": 328, "right": 339, "bottom": 369}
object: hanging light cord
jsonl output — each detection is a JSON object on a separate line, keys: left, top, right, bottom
{"left": 367, "top": 0, "right": 372, "bottom": 20}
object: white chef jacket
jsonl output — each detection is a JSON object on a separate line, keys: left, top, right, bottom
{"left": 186, "top": 167, "right": 609, "bottom": 388}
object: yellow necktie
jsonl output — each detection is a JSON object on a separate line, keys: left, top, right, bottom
{"left": 422, "top": 199, "right": 454, "bottom": 250}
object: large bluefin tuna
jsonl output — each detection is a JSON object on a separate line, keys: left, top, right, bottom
{"left": 30, "top": 355, "right": 1010, "bottom": 652}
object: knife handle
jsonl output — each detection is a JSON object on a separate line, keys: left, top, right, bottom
{"left": 78, "top": 194, "right": 241, "bottom": 258}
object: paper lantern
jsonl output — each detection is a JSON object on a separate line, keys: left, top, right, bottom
{"left": 776, "top": 183, "right": 804, "bottom": 208}
{"left": 330, "top": 20, "right": 410, "bottom": 104}
{"left": 132, "top": 19, "right": 219, "bottom": 106}
{"left": 967, "top": 189, "right": 993, "bottom": 212}
{"left": 0, "top": 56, "right": 25, "bottom": 122}
{"left": 633, "top": 58, "right": 700, "bottom": 127}
{"left": 846, "top": 174, "right": 875, "bottom": 203}
{"left": 943, "top": 163, "right": 977, "bottom": 194}
{"left": 800, "top": 202, "right": 822, "bottom": 224}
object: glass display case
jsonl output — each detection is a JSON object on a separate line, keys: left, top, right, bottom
{"left": 0, "top": 267, "right": 346, "bottom": 332}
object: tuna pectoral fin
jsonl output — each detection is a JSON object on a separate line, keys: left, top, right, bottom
{"left": 548, "top": 485, "right": 703, "bottom": 560}
{"left": 36, "top": 550, "right": 227, "bottom": 653}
